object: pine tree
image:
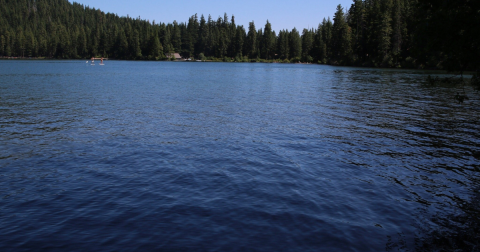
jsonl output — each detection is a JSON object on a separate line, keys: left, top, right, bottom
{"left": 117, "top": 28, "right": 128, "bottom": 58}
{"left": 172, "top": 20, "right": 181, "bottom": 52}
{"left": 234, "top": 25, "right": 245, "bottom": 58}
{"left": 391, "top": 0, "right": 403, "bottom": 64}
{"left": 322, "top": 18, "right": 333, "bottom": 58}
{"left": 78, "top": 27, "right": 87, "bottom": 57}
{"left": 196, "top": 14, "right": 208, "bottom": 56}
{"left": 16, "top": 27, "right": 26, "bottom": 57}
{"left": 0, "top": 35, "right": 5, "bottom": 56}
{"left": 228, "top": 15, "right": 237, "bottom": 57}
{"left": 70, "top": 28, "right": 79, "bottom": 58}
{"left": 262, "top": 20, "right": 275, "bottom": 60}
{"left": 133, "top": 30, "right": 142, "bottom": 58}
{"left": 301, "top": 28, "right": 313, "bottom": 62}
{"left": 289, "top": 28, "right": 302, "bottom": 61}
{"left": 47, "top": 23, "right": 57, "bottom": 57}
{"left": 378, "top": 12, "right": 392, "bottom": 65}
{"left": 246, "top": 21, "right": 257, "bottom": 59}
{"left": 277, "top": 30, "right": 289, "bottom": 60}
{"left": 348, "top": 0, "right": 366, "bottom": 63}
{"left": 217, "top": 27, "right": 227, "bottom": 58}
{"left": 204, "top": 14, "right": 214, "bottom": 56}
{"left": 163, "top": 28, "right": 173, "bottom": 55}
{"left": 25, "top": 29, "right": 35, "bottom": 57}
{"left": 99, "top": 30, "right": 108, "bottom": 57}
{"left": 313, "top": 24, "right": 326, "bottom": 63}
{"left": 332, "top": 4, "right": 352, "bottom": 64}
{"left": 149, "top": 30, "right": 163, "bottom": 59}
{"left": 256, "top": 28, "right": 262, "bottom": 59}
{"left": 183, "top": 14, "right": 198, "bottom": 58}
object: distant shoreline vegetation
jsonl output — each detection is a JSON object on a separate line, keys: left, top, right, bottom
{"left": 0, "top": 55, "right": 316, "bottom": 64}
{"left": 0, "top": 54, "right": 319, "bottom": 64}
{"left": 0, "top": 0, "right": 478, "bottom": 72}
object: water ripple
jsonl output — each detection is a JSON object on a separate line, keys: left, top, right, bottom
{"left": 0, "top": 61, "right": 479, "bottom": 251}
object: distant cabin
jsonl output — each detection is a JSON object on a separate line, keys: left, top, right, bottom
{"left": 165, "top": 53, "right": 183, "bottom": 61}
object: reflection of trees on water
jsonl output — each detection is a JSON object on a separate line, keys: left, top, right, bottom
{"left": 415, "top": 188, "right": 479, "bottom": 252}
{"left": 387, "top": 186, "right": 480, "bottom": 251}
{"left": 328, "top": 70, "right": 480, "bottom": 251}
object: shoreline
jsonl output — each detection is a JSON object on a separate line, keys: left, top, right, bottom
{"left": 0, "top": 56, "right": 474, "bottom": 74}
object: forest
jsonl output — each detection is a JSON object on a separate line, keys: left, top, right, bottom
{"left": 0, "top": 0, "right": 478, "bottom": 71}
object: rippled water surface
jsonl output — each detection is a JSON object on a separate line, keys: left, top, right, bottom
{"left": 1, "top": 60, "right": 479, "bottom": 251}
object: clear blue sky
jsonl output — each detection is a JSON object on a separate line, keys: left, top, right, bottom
{"left": 68, "top": 0, "right": 354, "bottom": 32}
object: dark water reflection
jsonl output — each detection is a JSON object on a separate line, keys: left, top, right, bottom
{"left": 0, "top": 61, "right": 479, "bottom": 251}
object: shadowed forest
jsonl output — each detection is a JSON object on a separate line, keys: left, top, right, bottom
{"left": 0, "top": 0, "right": 478, "bottom": 70}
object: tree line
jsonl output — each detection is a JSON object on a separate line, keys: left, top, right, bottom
{"left": 0, "top": 0, "right": 478, "bottom": 71}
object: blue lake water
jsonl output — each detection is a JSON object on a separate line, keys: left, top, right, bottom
{"left": 0, "top": 60, "right": 479, "bottom": 251}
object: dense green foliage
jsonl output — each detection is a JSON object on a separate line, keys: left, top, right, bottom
{"left": 415, "top": 0, "right": 480, "bottom": 72}
{"left": 0, "top": 0, "right": 478, "bottom": 70}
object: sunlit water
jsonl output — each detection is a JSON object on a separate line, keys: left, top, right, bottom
{"left": 1, "top": 60, "right": 479, "bottom": 251}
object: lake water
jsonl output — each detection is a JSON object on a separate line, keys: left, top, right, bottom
{"left": 1, "top": 60, "right": 479, "bottom": 251}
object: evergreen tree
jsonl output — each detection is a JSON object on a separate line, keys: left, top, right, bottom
{"left": 331, "top": 4, "right": 352, "bottom": 65}
{"left": 322, "top": 18, "right": 333, "bottom": 58}
{"left": 217, "top": 26, "right": 227, "bottom": 58}
{"left": 378, "top": 0, "right": 393, "bottom": 66}
{"left": 228, "top": 15, "right": 237, "bottom": 57}
{"left": 391, "top": 0, "right": 403, "bottom": 64}
{"left": 47, "top": 23, "right": 57, "bottom": 57}
{"left": 16, "top": 27, "right": 25, "bottom": 57}
{"left": 262, "top": 20, "right": 275, "bottom": 60}
{"left": 277, "top": 30, "right": 289, "bottom": 60}
{"left": 99, "top": 30, "right": 108, "bottom": 57}
{"left": 234, "top": 25, "right": 245, "bottom": 58}
{"left": 205, "top": 15, "right": 216, "bottom": 56}
{"left": 149, "top": 30, "right": 163, "bottom": 59}
{"left": 133, "top": 30, "right": 142, "bottom": 58}
{"left": 313, "top": 24, "right": 326, "bottom": 63}
{"left": 348, "top": 0, "right": 366, "bottom": 63}
{"left": 196, "top": 14, "right": 208, "bottom": 56}
{"left": 289, "top": 28, "right": 302, "bottom": 61}
{"left": 0, "top": 34, "right": 5, "bottom": 56}
{"left": 301, "top": 28, "right": 313, "bottom": 62}
{"left": 183, "top": 14, "right": 198, "bottom": 58}
{"left": 78, "top": 27, "right": 87, "bottom": 57}
{"left": 172, "top": 20, "right": 181, "bottom": 52}
{"left": 378, "top": 12, "right": 392, "bottom": 65}
{"left": 163, "top": 28, "right": 173, "bottom": 55}
{"left": 256, "top": 28, "right": 262, "bottom": 59}
{"left": 116, "top": 28, "right": 128, "bottom": 58}
{"left": 246, "top": 21, "right": 257, "bottom": 58}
